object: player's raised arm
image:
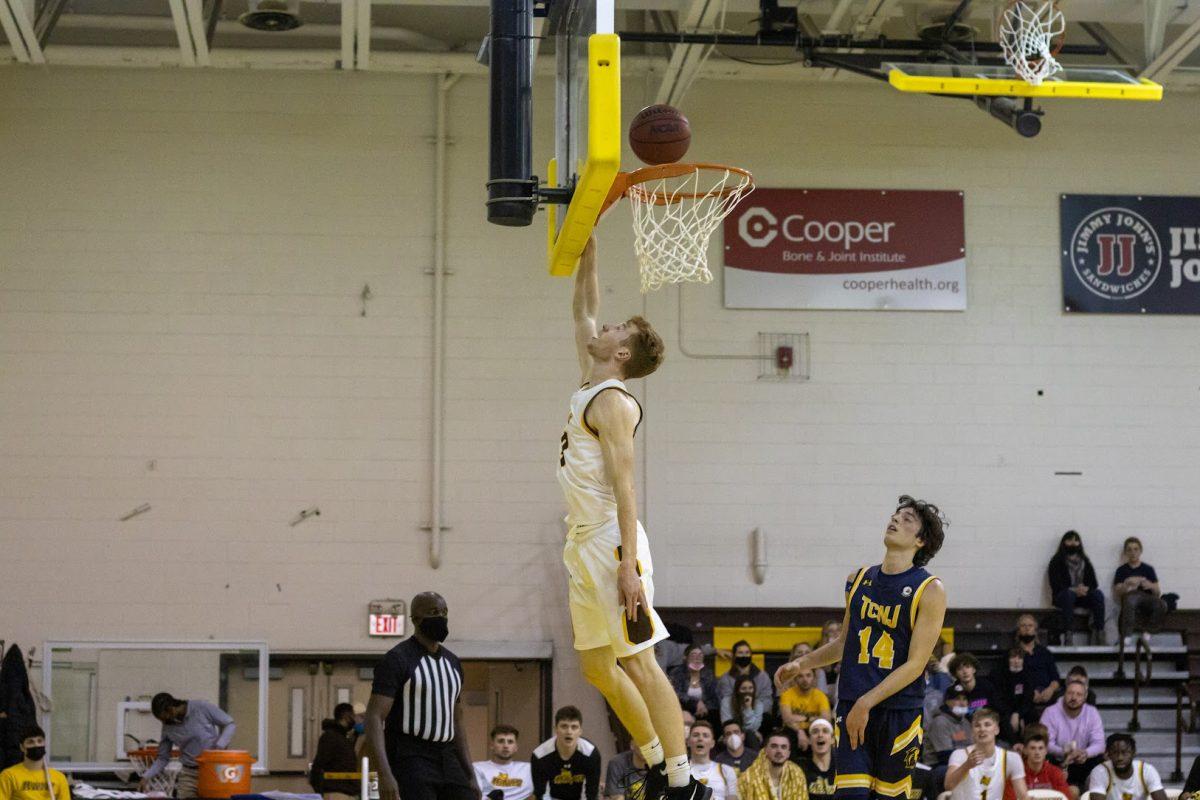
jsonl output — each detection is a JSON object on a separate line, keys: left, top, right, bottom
{"left": 573, "top": 236, "right": 600, "bottom": 381}
{"left": 588, "top": 388, "right": 645, "bottom": 621}
{"left": 844, "top": 578, "right": 947, "bottom": 748}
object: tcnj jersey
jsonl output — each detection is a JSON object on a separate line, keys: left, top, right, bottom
{"left": 690, "top": 761, "right": 738, "bottom": 800}
{"left": 948, "top": 748, "right": 1024, "bottom": 800}
{"left": 1086, "top": 761, "right": 1164, "bottom": 800}
{"left": 556, "top": 380, "right": 642, "bottom": 528}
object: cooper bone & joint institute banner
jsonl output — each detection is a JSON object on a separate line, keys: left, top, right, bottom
{"left": 722, "top": 188, "right": 967, "bottom": 311}
{"left": 1061, "top": 194, "right": 1200, "bottom": 314}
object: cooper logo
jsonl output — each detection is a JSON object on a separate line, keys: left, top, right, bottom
{"left": 738, "top": 207, "right": 778, "bottom": 248}
{"left": 737, "top": 207, "right": 898, "bottom": 250}
{"left": 1070, "top": 207, "right": 1162, "bottom": 300}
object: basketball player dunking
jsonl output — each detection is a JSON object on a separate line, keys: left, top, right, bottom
{"left": 557, "top": 236, "right": 710, "bottom": 800}
{"left": 775, "top": 496, "right": 949, "bottom": 800}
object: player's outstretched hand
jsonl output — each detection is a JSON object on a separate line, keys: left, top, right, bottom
{"left": 774, "top": 660, "right": 802, "bottom": 693}
{"left": 617, "top": 559, "right": 647, "bottom": 621}
{"left": 846, "top": 699, "right": 871, "bottom": 750}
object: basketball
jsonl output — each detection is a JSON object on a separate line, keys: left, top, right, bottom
{"left": 628, "top": 104, "right": 692, "bottom": 165}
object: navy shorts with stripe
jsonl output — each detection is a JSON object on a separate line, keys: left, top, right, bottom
{"left": 833, "top": 699, "right": 924, "bottom": 800}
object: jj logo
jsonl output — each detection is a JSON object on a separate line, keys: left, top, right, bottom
{"left": 1070, "top": 207, "right": 1161, "bottom": 300}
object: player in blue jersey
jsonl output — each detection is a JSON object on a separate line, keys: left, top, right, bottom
{"left": 775, "top": 496, "right": 948, "bottom": 800}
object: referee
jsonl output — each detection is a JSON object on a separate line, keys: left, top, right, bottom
{"left": 367, "top": 592, "right": 481, "bottom": 800}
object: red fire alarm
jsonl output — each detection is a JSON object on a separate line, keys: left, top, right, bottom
{"left": 775, "top": 346, "right": 794, "bottom": 371}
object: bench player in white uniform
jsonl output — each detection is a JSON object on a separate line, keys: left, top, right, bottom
{"left": 557, "top": 236, "right": 708, "bottom": 800}
{"left": 1086, "top": 734, "right": 1168, "bottom": 800}
{"left": 946, "top": 709, "right": 1030, "bottom": 800}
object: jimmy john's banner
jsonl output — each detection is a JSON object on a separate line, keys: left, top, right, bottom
{"left": 1061, "top": 194, "right": 1200, "bottom": 314}
{"left": 723, "top": 189, "right": 966, "bottom": 310}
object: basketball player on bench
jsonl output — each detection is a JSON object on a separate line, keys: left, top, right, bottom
{"left": 775, "top": 496, "right": 948, "bottom": 800}
{"left": 557, "top": 236, "right": 709, "bottom": 800}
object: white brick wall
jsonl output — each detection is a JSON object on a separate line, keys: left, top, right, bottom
{"left": 2, "top": 66, "right": 1199, "bottom": 735}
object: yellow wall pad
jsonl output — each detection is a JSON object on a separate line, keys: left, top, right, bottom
{"left": 711, "top": 625, "right": 954, "bottom": 677}
{"left": 887, "top": 69, "right": 1163, "bottom": 101}
{"left": 547, "top": 33, "right": 621, "bottom": 277}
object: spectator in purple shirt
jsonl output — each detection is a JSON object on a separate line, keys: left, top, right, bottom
{"left": 1039, "top": 679, "right": 1105, "bottom": 792}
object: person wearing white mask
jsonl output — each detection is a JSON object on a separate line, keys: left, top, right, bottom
{"left": 671, "top": 646, "right": 720, "bottom": 723}
{"left": 715, "top": 720, "right": 759, "bottom": 777}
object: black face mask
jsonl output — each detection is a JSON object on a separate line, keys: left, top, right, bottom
{"left": 1064, "top": 544, "right": 1081, "bottom": 553}
{"left": 734, "top": 656, "right": 753, "bottom": 668}
{"left": 418, "top": 616, "right": 449, "bottom": 643}
{"left": 25, "top": 746, "right": 46, "bottom": 762}
{"left": 1018, "top": 634, "right": 1036, "bottom": 644}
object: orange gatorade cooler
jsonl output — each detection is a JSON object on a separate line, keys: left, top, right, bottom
{"left": 195, "top": 750, "right": 255, "bottom": 798}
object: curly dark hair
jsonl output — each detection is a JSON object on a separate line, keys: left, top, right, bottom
{"left": 897, "top": 494, "right": 947, "bottom": 566}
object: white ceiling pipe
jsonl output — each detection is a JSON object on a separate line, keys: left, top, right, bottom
{"left": 52, "top": 13, "right": 452, "bottom": 51}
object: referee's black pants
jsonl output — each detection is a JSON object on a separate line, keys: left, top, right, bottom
{"left": 391, "top": 743, "right": 475, "bottom": 800}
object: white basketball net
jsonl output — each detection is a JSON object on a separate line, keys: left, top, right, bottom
{"left": 128, "top": 749, "right": 180, "bottom": 796}
{"left": 626, "top": 167, "right": 754, "bottom": 293}
{"left": 998, "top": 0, "right": 1065, "bottom": 85}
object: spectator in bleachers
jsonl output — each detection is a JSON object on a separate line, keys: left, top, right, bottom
{"left": 1113, "top": 538, "right": 1167, "bottom": 641}
{"left": 718, "top": 641, "right": 774, "bottom": 710}
{"left": 531, "top": 706, "right": 601, "bottom": 800}
{"left": 1010, "top": 725, "right": 1073, "bottom": 800}
{"left": 950, "top": 653, "right": 1000, "bottom": 718}
{"left": 672, "top": 645, "right": 721, "bottom": 723}
{"left": 1040, "top": 679, "right": 1105, "bottom": 791}
{"left": 995, "top": 649, "right": 1034, "bottom": 743}
{"left": 603, "top": 747, "right": 647, "bottom": 800}
{"left": 945, "top": 709, "right": 1030, "bottom": 800}
{"left": 1084, "top": 733, "right": 1167, "bottom": 800}
{"left": 797, "top": 720, "right": 834, "bottom": 800}
{"left": 1015, "top": 615, "right": 1062, "bottom": 708}
{"left": 787, "top": 643, "right": 828, "bottom": 697}
{"left": 1179, "top": 754, "right": 1200, "bottom": 800}
{"left": 688, "top": 721, "right": 739, "bottom": 800}
{"left": 0, "top": 725, "right": 70, "bottom": 800}
{"left": 1065, "top": 666, "right": 1098, "bottom": 706}
{"left": 779, "top": 669, "right": 831, "bottom": 752}
{"left": 737, "top": 732, "right": 808, "bottom": 800}
{"left": 926, "top": 684, "right": 974, "bottom": 767}
{"left": 722, "top": 676, "right": 768, "bottom": 738}
{"left": 924, "top": 654, "right": 955, "bottom": 723}
{"left": 1048, "top": 531, "right": 1106, "bottom": 645}
{"left": 474, "top": 725, "right": 533, "bottom": 800}
{"left": 818, "top": 621, "right": 841, "bottom": 691}
{"left": 310, "top": 703, "right": 361, "bottom": 800}
{"left": 715, "top": 720, "right": 760, "bottom": 776}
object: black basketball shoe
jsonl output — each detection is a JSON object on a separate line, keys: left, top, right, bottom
{"left": 663, "top": 778, "right": 713, "bottom": 800}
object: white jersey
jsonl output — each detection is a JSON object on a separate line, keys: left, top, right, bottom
{"left": 556, "top": 379, "right": 642, "bottom": 528}
{"left": 474, "top": 760, "right": 533, "bottom": 800}
{"left": 691, "top": 761, "right": 738, "bottom": 800}
{"left": 948, "top": 747, "right": 1024, "bottom": 800}
{"left": 1086, "top": 760, "right": 1163, "bottom": 800}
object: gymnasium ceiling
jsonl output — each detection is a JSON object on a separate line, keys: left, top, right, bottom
{"left": 3, "top": 0, "right": 1200, "bottom": 94}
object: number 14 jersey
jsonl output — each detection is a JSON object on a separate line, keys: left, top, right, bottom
{"left": 839, "top": 564, "right": 937, "bottom": 710}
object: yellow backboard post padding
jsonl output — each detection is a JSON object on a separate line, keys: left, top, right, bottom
{"left": 548, "top": 33, "right": 621, "bottom": 277}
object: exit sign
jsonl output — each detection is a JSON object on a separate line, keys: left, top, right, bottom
{"left": 368, "top": 599, "right": 407, "bottom": 637}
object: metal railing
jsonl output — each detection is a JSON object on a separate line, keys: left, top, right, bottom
{"left": 1173, "top": 681, "right": 1196, "bottom": 782}
{"left": 1128, "top": 635, "right": 1153, "bottom": 732}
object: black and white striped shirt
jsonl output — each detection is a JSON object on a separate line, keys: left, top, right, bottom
{"left": 372, "top": 637, "right": 463, "bottom": 745}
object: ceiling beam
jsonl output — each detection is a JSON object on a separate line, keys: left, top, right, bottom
{"left": 1, "top": 0, "right": 44, "bottom": 63}
{"left": 654, "top": 0, "right": 724, "bottom": 105}
{"left": 183, "top": 0, "right": 210, "bottom": 66}
{"left": 165, "top": 0, "right": 197, "bottom": 65}
{"left": 340, "top": 0, "right": 356, "bottom": 69}
{"left": 1142, "top": 14, "right": 1200, "bottom": 82}
{"left": 1144, "top": 0, "right": 1170, "bottom": 67}
{"left": 355, "top": 0, "right": 371, "bottom": 68}
{"left": 33, "top": 0, "right": 69, "bottom": 49}
{"left": 1079, "top": 21, "right": 1136, "bottom": 68}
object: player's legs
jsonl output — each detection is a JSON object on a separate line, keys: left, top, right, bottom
{"left": 577, "top": 645, "right": 659, "bottom": 746}
{"left": 617, "top": 648, "right": 687, "bottom": 761}
{"left": 833, "top": 700, "right": 873, "bottom": 800}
